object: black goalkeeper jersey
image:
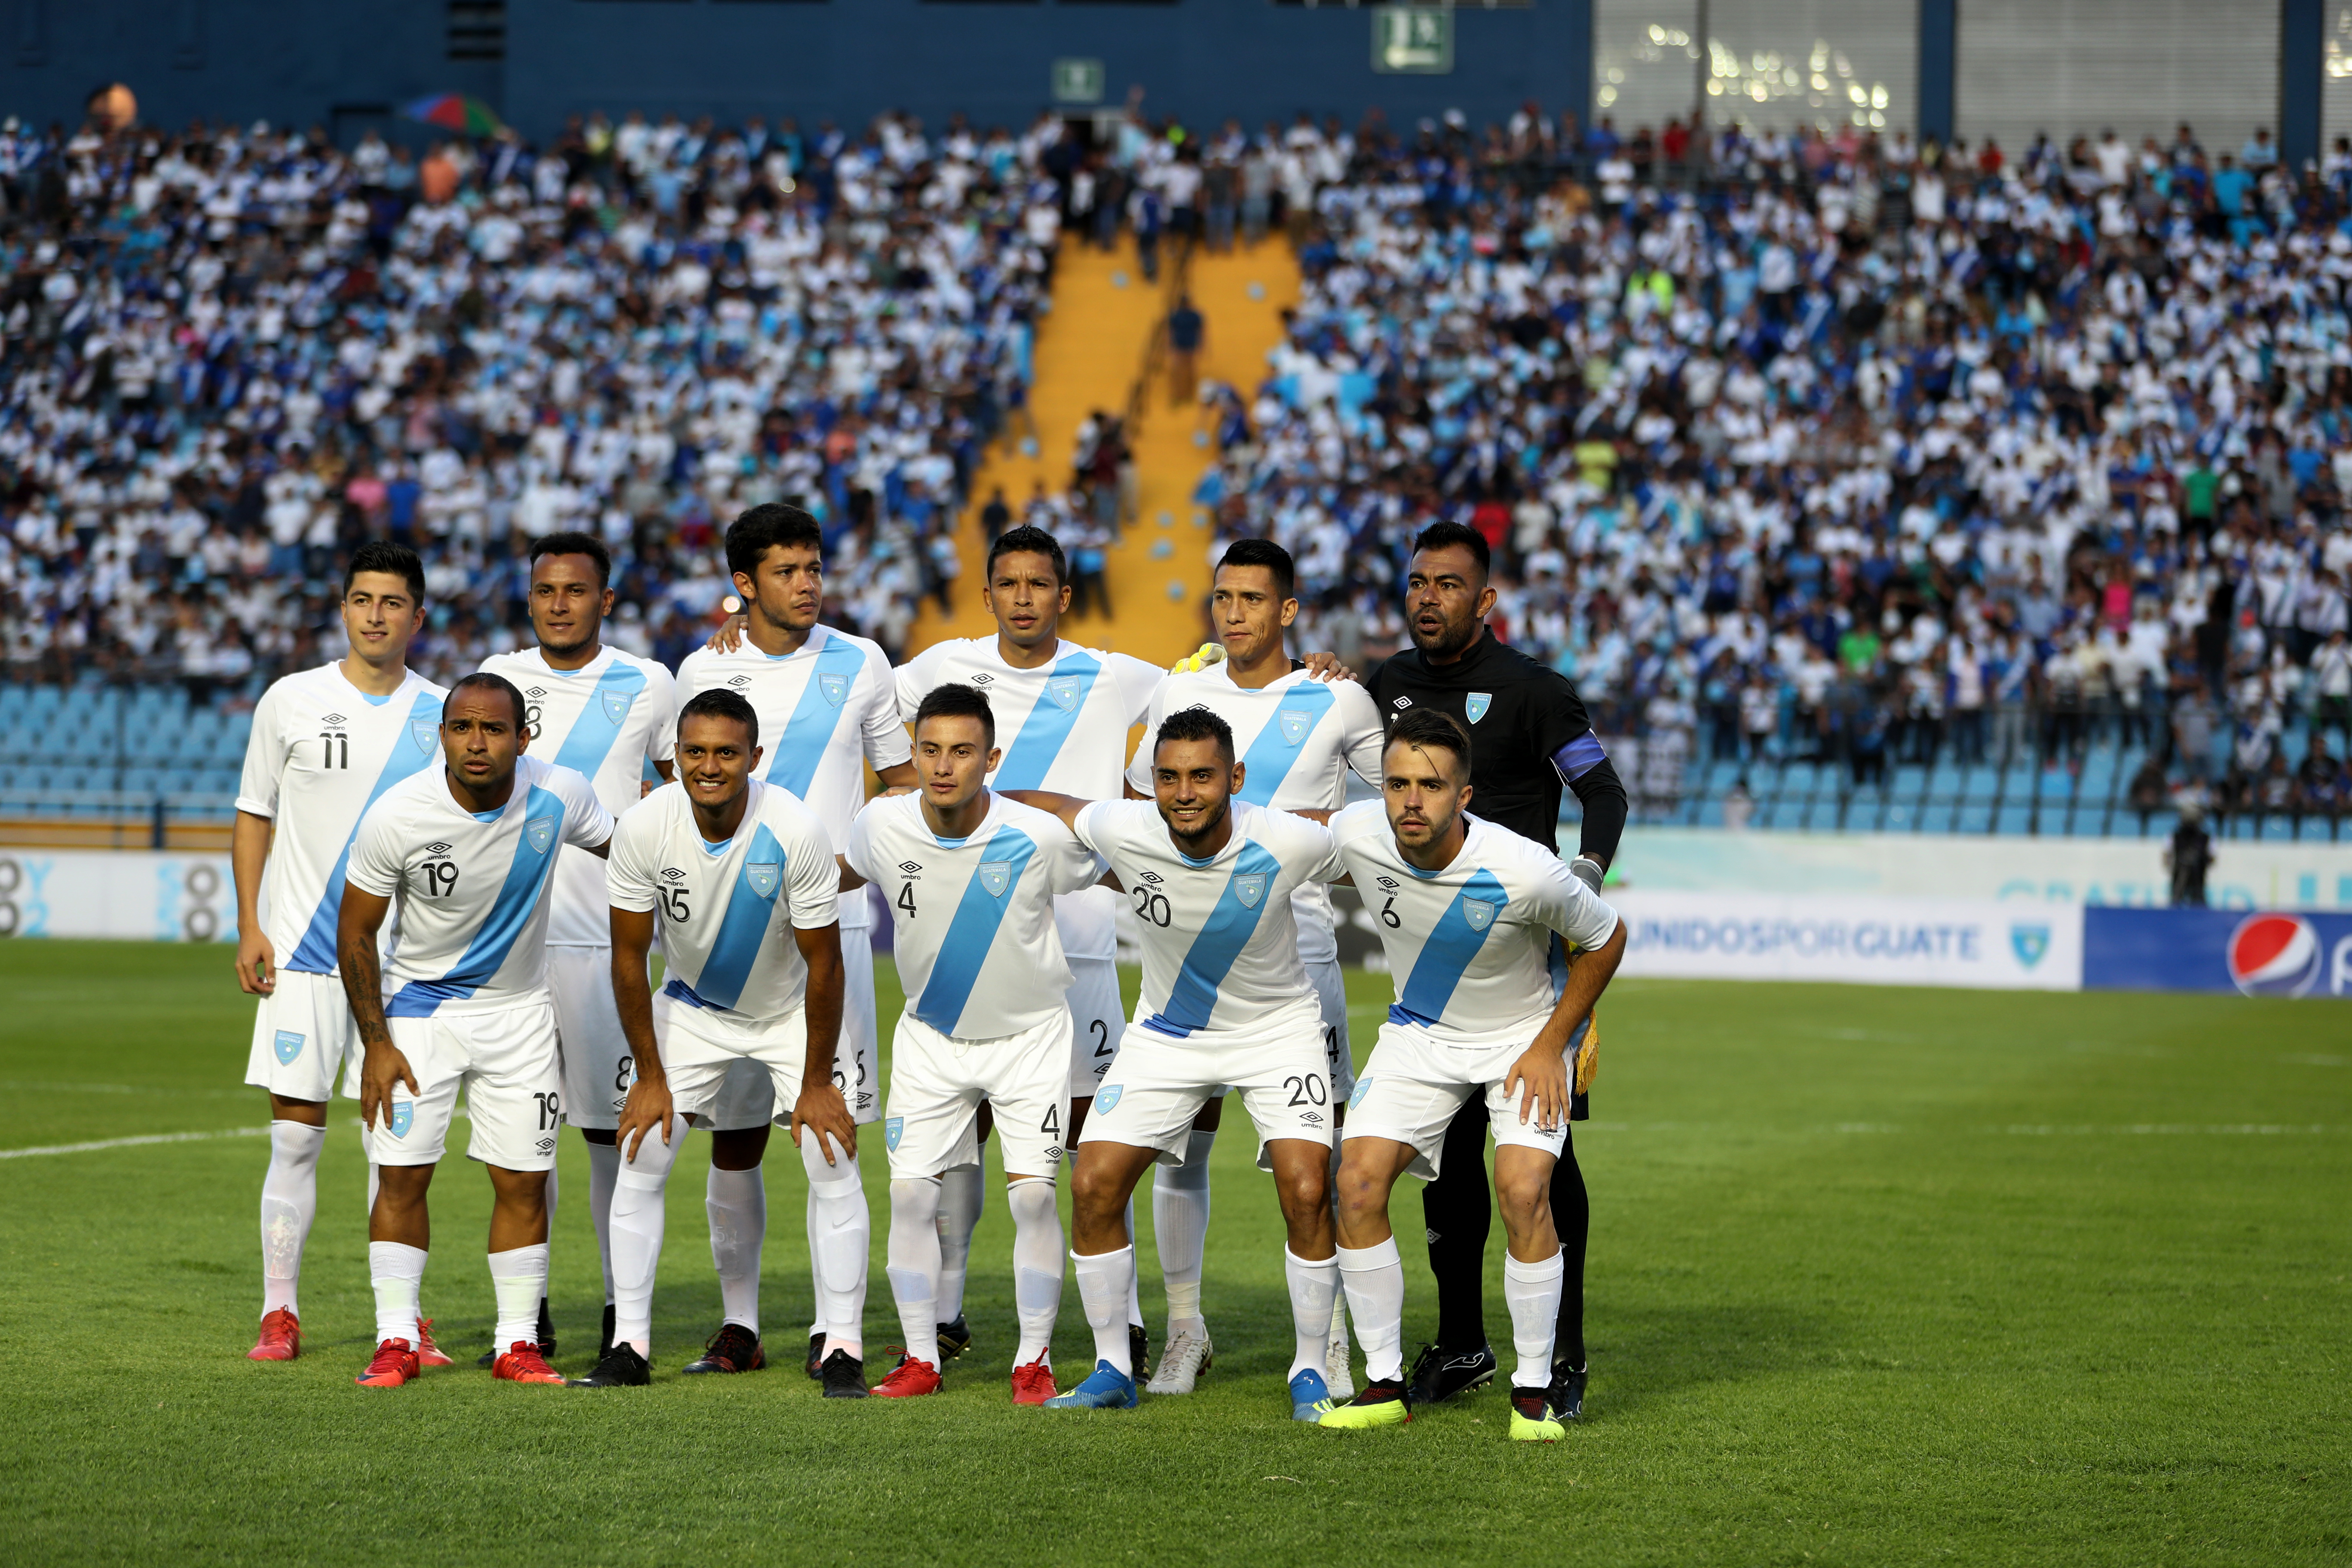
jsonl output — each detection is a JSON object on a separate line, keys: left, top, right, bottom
{"left": 1369, "top": 630, "right": 1626, "bottom": 863}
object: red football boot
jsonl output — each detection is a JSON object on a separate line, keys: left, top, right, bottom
{"left": 248, "top": 1308, "right": 300, "bottom": 1362}
{"left": 491, "top": 1341, "right": 566, "bottom": 1384}
{"left": 355, "top": 1338, "right": 419, "bottom": 1388}
{"left": 871, "top": 1356, "right": 943, "bottom": 1398}
{"left": 414, "top": 1317, "right": 453, "bottom": 1368}
{"left": 1010, "top": 1355, "right": 1056, "bottom": 1406}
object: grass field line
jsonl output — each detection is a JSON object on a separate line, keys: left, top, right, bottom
{"left": 0, "top": 1125, "right": 274, "bottom": 1160}
{"left": 0, "top": 1078, "right": 251, "bottom": 1098}
{"left": 1991, "top": 1122, "right": 2332, "bottom": 1135}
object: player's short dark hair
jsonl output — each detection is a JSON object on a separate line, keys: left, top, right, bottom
{"left": 1411, "top": 520, "right": 1491, "bottom": 582}
{"left": 1386, "top": 707, "right": 1472, "bottom": 781}
{"left": 678, "top": 686, "right": 759, "bottom": 746}
{"left": 446, "top": 671, "right": 527, "bottom": 728}
{"left": 726, "top": 502, "right": 824, "bottom": 580}
{"left": 1154, "top": 704, "right": 1235, "bottom": 765}
{"left": 986, "top": 524, "right": 1067, "bottom": 586}
{"left": 344, "top": 539, "right": 425, "bottom": 603}
{"left": 1217, "top": 537, "right": 1296, "bottom": 602}
{"left": 914, "top": 683, "right": 995, "bottom": 747}
{"left": 529, "top": 530, "right": 612, "bottom": 587}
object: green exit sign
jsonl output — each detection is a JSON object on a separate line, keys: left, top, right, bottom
{"left": 1372, "top": 7, "right": 1452, "bottom": 74}
{"left": 1051, "top": 57, "right": 1105, "bottom": 104}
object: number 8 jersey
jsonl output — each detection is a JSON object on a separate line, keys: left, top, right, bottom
{"left": 605, "top": 779, "right": 841, "bottom": 1039}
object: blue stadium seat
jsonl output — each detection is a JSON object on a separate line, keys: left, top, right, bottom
{"left": 1994, "top": 802, "right": 2035, "bottom": 835}
{"left": 1954, "top": 797, "right": 1994, "bottom": 833}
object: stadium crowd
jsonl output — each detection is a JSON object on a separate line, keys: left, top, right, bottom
{"left": 4, "top": 100, "right": 2352, "bottom": 824}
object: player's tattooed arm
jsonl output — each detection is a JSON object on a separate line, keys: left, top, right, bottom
{"left": 231, "top": 810, "right": 276, "bottom": 995}
{"left": 336, "top": 882, "right": 417, "bottom": 1132}
{"left": 609, "top": 906, "right": 674, "bottom": 1161}
{"left": 789, "top": 922, "right": 856, "bottom": 1164}
{"left": 1505, "top": 917, "right": 1626, "bottom": 1129}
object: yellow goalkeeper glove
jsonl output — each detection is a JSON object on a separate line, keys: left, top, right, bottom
{"left": 1170, "top": 642, "right": 1225, "bottom": 675}
{"left": 1572, "top": 1007, "right": 1600, "bottom": 1096}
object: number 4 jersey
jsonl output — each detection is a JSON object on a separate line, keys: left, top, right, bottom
{"left": 845, "top": 790, "right": 1105, "bottom": 1041}
{"left": 346, "top": 754, "right": 613, "bottom": 1017}
{"left": 605, "top": 778, "right": 841, "bottom": 1039}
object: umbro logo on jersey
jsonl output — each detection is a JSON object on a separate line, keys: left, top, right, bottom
{"left": 727, "top": 675, "right": 751, "bottom": 688}
{"left": 526, "top": 686, "right": 547, "bottom": 699}
{"left": 1376, "top": 876, "right": 1400, "bottom": 891}
{"left": 321, "top": 712, "right": 347, "bottom": 726}
{"left": 898, "top": 861, "right": 922, "bottom": 874}
{"left": 969, "top": 673, "right": 993, "bottom": 685}
{"left": 427, "top": 842, "right": 453, "bottom": 855}
{"left": 1298, "top": 1110, "right": 1324, "bottom": 1126}
{"left": 1137, "top": 870, "right": 1164, "bottom": 885}
{"left": 1392, "top": 696, "right": 1412, "bottom": 710}
{"left": 661, "top": 867, "right": 686, "bottom": 882}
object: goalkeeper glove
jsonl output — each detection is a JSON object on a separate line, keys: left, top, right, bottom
{"left": 1170, "top": 642, "right": 1225, "bottom": 675}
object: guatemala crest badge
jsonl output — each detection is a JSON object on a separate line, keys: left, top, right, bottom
{"left": 273, "top": 1030, "right": 304, "bottom": 1066}
{"left": 818, "top": 673, "right": 849, "bottom": 709}
{"left": 1278, "top": 709, "right": 1313, "bottom": 746}
{"left": 885, "top": 1118, "right": 904, "bottom": 1152}
{"left": 1094, "top": 1084, "right": 1123, "bottom": 1113}
{"left": 1232, "top": 872, "right": 1268, "bottom": 910}
{"left": 978, "top": 861, "right": 1011, "bottom": 898}
{"left": 388, "top": 1101, "right": 413, "bottom": 1139}
{"left": 2010, "top": 924, "right": 2051, "bottom": 968}
{"left": 601, "top": 689, "right": 634, "bottom": 723}
{"left": 524, "top": 815, "right": 557, "bottom": 856}
{"left": 1047, "top": 675, "right": 1082, "bottom": 712}
{"left": 746, "top": 859, "right": 781, "bottom": 899}
{"left": 1461, "top": 896, "right": 1498, "bottom": 932}
{"left": 410, "top": 718, "right": 438, "bottom": 754}
{"left": 1464, "top": 692, "right": 1493, "bottom": 724}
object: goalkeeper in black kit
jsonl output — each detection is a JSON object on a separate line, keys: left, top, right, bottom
{"left": 1365, "top": 521, "right": 1628, "bottom": 1422}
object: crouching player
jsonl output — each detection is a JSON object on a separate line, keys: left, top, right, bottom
{"left": 337, "top": 673, "right": 615, "bottom": 1388}
{"left": 1317, "top": 710, "right": 1625, "bottom": 1441}
{"left": 1009, "top": 707, "right": 1348, "bottom": 1419}
{"left": 587, "top": 688, "right": 858, "bottom": 1391}
{"left": 842, "top": 685, "right": 1107, "bottom": 1402}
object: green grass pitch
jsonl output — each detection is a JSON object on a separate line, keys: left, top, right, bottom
{"left": 0, "top": 940, "right": 2345, "bottom": 1566}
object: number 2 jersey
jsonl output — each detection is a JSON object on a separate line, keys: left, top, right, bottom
{"left": 1070, "top": 798, "right": 1342, "bottom": 1040}
{"left": 346, "top": 754, "right": 613, "bottom": 1017}
{"left": 236, "top": 662, "right": 449, "bottom": 975}
{"left": 845, "top": 790, "right": 1105, "bottom": 1041}
{"left": 605, "top": 778, "right": 840, "bottom": 1041}
{"left": 1328, "top": 801, "right": 1620, "bottom": 1046}
{"left": 894, "top": 636, "right": 1164, "bottom": 962}
{"left": 1126, "top": 664, "right": 1383, "bottom": 966}
{"left": 477, "top": 644, "right": 677, "bottom": 949}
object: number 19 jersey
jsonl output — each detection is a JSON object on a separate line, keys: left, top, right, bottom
{"left": 1071, "top": 799, "right": 1343, "bottom": 1039}
{"left": 606, "top": 778, "right": 841, "bottom": 1038}
{"left": 1329, "top": 801, "right": 1621, "bottom": 1046}
{"left": 846, "top": 791, "right": 1105, "bottom": 1041}
{"left": 236, "top": 662, "right": 448, "bottom": 975}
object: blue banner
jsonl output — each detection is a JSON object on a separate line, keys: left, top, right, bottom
{"left": 2082, "top": 907, "right": 2352, "bottom": 998}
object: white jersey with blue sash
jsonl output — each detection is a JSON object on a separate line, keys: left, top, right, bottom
{"left": 676, "top": 626, "right": 908, "bottom": 929}
{"left": 606, "top": 778, "right": 840, "bottom": 1040}
{"left": 235, "top": 662, "right": 448, "bottom": 975}
{"left": 1328, "top": 801, "right": 1620, "bottom": 1047}
{"left": 345, "top": 754, "right": 614, "bottom": 1017}
{"left": 1125, "top": 664, "right": 1384, "bottom": 964}
{"left": 479, "top": 645, "right": 677, "bottom": 948}
{"left": 1070, "top": 799, "right": 1343, "bottom": 1039}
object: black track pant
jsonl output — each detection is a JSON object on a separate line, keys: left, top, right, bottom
{"left": 1420, "top": 1096, "right": 1588, "bottom": 1368}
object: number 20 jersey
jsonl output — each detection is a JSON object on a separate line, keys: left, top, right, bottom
{"left": 845, "top": 791, "right": 1104, "bottom": 1041}
{"left": 606, "top": 778, "right": 840, "bottom": 1039}
{"left": 346, "top": 754, "right": 614, "bottom": 1017}
{"left": 236, "top": 662, "right": 449, "bottom": 975}
{"left": 1329, "top": 801, "right": 1621, "bottom": 1047}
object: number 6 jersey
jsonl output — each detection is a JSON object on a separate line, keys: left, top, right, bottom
{"left": 605, "top": 779, "right": 840, "bottom": 1040}
{"left": 346, "top": 754, "right": 613, "bottom": 1017}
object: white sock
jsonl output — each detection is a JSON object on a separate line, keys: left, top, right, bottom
{"left": 1072, "top": 1246, "right": 1137, "bottom": 1377}
{"left": 1502, "top": 1248, "right": 1565, "bottom": 1391}
{"left": 934, "top": 1162, "right": 983, "bottom": 1323}
{"left": 1337, "top": 1237, "right": 1406, "bottom": 1384}
{"left": 369, "top": 1240, "right": 426, "bottom": 1347}
{"left": 585, "top": 1138, "right": 621, "bottom": 1306}
{"left": 490, "top": 1244, "right": 551, "bottom": 1352}
{"left": 610, "top": 1116, "right": 684, "bottom": 1357}
{"left": 886, "top": 1178, "right": 943, "bottom": 1371}
{"left": 260, "top": 1120, "right": 324, "bottom": 1317}
{"left": 1153, "top": 1128, "right": 1213, "bottom": 1336}
{"left": 1008, "top": 1177, "right": 1063, "bottom": 1365}
{"left": 1124, "top": 1196, "right": 1143, "bottom": 1329}
{"left": 1284, "top": 1247, "right": 1339, "bottom": 1381}
{"left": 801, "top": 1130, "right": 868, "bottom": 1359}
{"left": 707, "top": 1163, "right": 766, "bottom": 1334}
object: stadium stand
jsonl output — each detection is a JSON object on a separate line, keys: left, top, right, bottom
{"left": 0, "top": 108, "right": 2348, "bottom": 846}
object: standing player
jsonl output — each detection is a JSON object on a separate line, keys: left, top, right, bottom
{"left": 1124, "top": 539, "right": 1383, "bottom": 1398}
{"left": 842, "top": 685, "right": 1106, "bottom": 1402}
{"left": 891, "top": 524, "right": 1164, "bottom": 1372}
{"left": 1008, "top": 708, "right": 1347, "bottom": 1419}
{"left": 589, "top": 688, "right": 854, "bottom": 1392}
{"left": 336, "top": 673, "right": 614, "bottom": 1389}
{"left": 674, "top": 504, "right": 912, "bottom": 1379}
{"left": 233, "top": 541, "right": 447, "bottom": 1363}
{"left": 480, "top": 531, "right": 676, "bottom": 1363}
{"left": 1369, "top": 521, "right": 1627, "bottom": 1420}
{"left": 1317, "top": 709, "right": 1626, "bottom": 1441}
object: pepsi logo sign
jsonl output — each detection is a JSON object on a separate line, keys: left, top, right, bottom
{"left": 2226, "top": 914, "right": 2323, "bottom": 998}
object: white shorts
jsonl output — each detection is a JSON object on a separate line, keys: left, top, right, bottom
{"left": 1306, "top": 957, "right": 1355, "bottom": 1102}
{"left": 705, "top": 924, "right": 880, "bottom": 1131}
{"left": 661, "top": 995, "right": 842, "bottom": 1136}
{"left": 1082, "top": 995, "right": 1333, "bottom": 1170}
{"left": 1343, "top": 1018, "right": 1569, "bottom": 1182}
{"left": 549, "top": 946, "right": 637, "bottom": 1132}
{"left": 1066, "top": 952, "right": 1125, "bottom": 1102}
{"left": 884, "top": 1010, "right": 1070, "bottom": 1181}
{"left": 243, "top": 969, "right": 361, "bottom": 1103}
{"left": 364, "top": 1000, "right": 562, "bottom": 1171}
